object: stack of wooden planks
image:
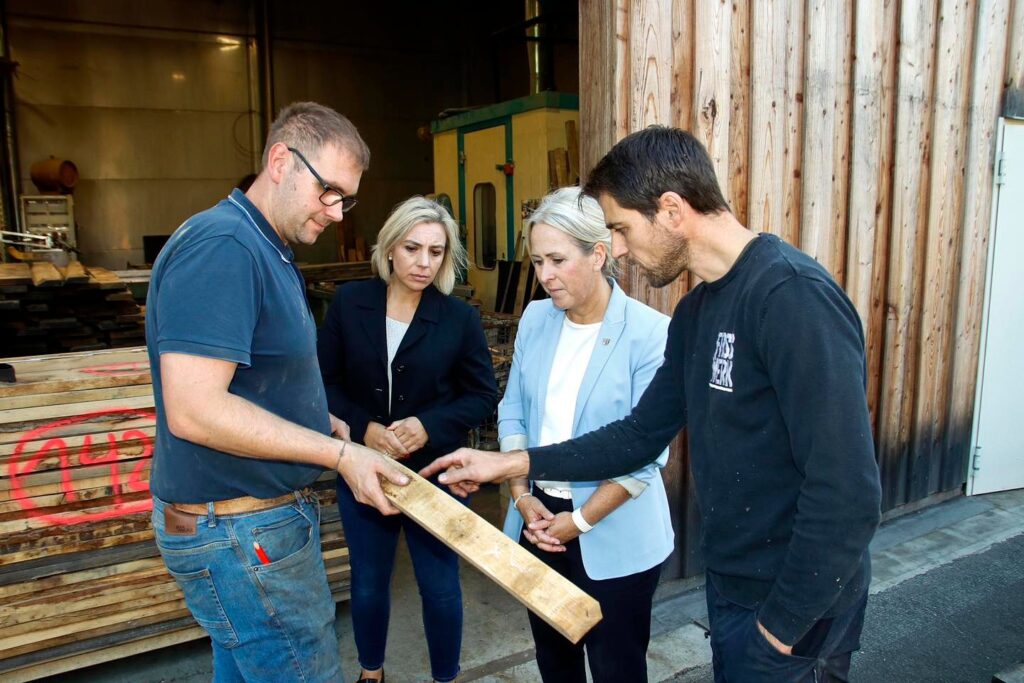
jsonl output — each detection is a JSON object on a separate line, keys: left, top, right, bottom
{"left": 0, "top": 347, "right": 351, "bottom": 682}
{"left": 0, "top": 263, "right": 146, "bottom": 357}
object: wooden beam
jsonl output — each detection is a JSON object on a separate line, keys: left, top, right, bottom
{"left": 380, "top": 460, "right": 602, "bottom": 644}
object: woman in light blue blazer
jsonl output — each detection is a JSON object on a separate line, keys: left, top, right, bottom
{"left": 499, "top": 187, "right": 674, "bottom": 683}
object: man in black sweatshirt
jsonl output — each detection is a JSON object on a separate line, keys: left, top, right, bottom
{"left": 423, "top": 126, "right": 882, "bottom": 681}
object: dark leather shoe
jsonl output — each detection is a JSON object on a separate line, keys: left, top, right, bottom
{"left": 355, "top": 672, "right": 384, "bottom": 683}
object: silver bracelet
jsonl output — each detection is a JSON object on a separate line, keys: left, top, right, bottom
{"left": 334, "top": 441, "right": 348, "bottom": 471}
{"left": 513, "top": 491, "right": 534, "bottom": 510}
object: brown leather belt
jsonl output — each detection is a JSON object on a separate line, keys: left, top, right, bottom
{"left": 171, "top": 488, "right": 313, "bottom": 516}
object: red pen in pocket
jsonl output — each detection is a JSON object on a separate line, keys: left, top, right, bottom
{"left": 253, "top": 541, "right": 271, "bottom": 565}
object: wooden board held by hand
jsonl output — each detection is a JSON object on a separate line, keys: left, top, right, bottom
{"left": 380, "top": 460, "right": 602, "bottom": 644}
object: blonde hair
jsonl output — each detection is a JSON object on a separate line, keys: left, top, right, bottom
{"left": 371, "top": 196, "right": 467, "bottom": 295}
{"left": 524, "top": 187, "right": 619, "bottom": 278}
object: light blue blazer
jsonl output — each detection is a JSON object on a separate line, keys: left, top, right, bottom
{"left": 499, "top": 280, "right": 674, "bottom": 580}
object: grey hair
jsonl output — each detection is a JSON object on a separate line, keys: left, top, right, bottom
{"left": 524, "top": 187, "right": 619, "bottom": 278}
{"left": 371, "top": 196, "right": 467, "bottom": 295}
{"left": 262, "top": 101, "right": 370, "bottom": 171}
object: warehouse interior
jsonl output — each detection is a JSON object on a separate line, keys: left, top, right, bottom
{"left": 2, "top": 0, "right": 579, "bottom": 269}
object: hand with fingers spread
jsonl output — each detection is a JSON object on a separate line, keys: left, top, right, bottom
{"left": 335, "top": 441, "right": 408, "bottom": 515}
{"left": 365, "top": 421, "right": 409, "bottom": 459}
{"left": 420, "top": 447, "right": 530, "bottom": 495}
{"left": 387, "top": 416, "right": 428, "bottom": 454}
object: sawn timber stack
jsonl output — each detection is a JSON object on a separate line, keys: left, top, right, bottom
{"left": 0, "top": 347, "right": 350, "bottom": 682}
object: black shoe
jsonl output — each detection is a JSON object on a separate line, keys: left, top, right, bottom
{"left": 355, "top": 672, "right": 384, "bottom": 683}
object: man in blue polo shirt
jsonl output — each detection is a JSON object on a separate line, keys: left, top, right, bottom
{"left": 146, "top": 102, "right": 408, "bottom": 682}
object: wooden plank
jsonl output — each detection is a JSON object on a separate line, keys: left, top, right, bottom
{"left": 946, "top": 0, "right": 1012, "bottom": 487}
{"left": 58, "top": 261, "right": 89, "bottom": 284}
{"left": 0, "top": 598, "right": 188, "bottom": 659}
{"left": 623, "top": 0, "right": 685, "bottom": 314}
{"left": 748, "top": 0, "right": 787, "bottom": 236}
{"left": 1, "top": 383, "right": 152, "bottom": 410}
{"left": 830, "top": 0, "right": 853, "bottom": 286}
{"left": 846, "top": 0, "right": 898, "bottom": 429}
{"left": 1006, "top": 0, "right": 1024, "bottom": 92}
{"left": 692, "top": 0, "right": 731, "bottom": 193}
{"left": 380, "top": 460, "right": 601, "bottom": 643}
{"left": 0, "top": 623, "right": 205, "bottom": 682}
{"left": 910, "top": 0, "right": 977, "bottom": 497}
{"left": 728, "top": 0, "right": 750, "bottom": 225}
{"left": 579, "top": 0, "right": 625, "bottom": 178}
{"left": 0, "top": 263, "right": 31, "bottom": 286}
{"left": 84, "top": 267, "right": 124, "bottom": 290}
{"left": 547, "top": 148, "right": 570, "bottom": 188}
{"left": 781, "top": 0, "right": 804, "bottom": 247}
{"left": 877, "top": 0, "right": 938, "bottom": 509}
{"left": 29, "top": 262, "right": 63, "bottom": 288}
{"left": 0, "top": 410, "right": 155, "bottom": 445}
{"left": 297, "top": 261, "right": 372, "bottom": 283}
{"left": 0, "top": 529, "right": 155, "bottom": 567}
{"left": 800, "top": 0, "right": 842, "bottom": 275}
{"left": 0, "top": 394, "right": 154, "bottom": 427}
{"left": 565, "top": 120, "right": 580, "bottom": 184}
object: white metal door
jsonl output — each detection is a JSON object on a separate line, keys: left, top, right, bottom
{"left": 969, "top": 118, "right": 1024, "bottom": 495}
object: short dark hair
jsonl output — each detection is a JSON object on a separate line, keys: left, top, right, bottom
{"left": 262, "top": 101, "right": 370, "bottom": 171}
{"left": 582, "top": 126, "right": 730, "bottom": 219}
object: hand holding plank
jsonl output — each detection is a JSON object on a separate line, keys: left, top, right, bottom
{"left": 386, "top": 458, "right": 601, "bottom": 643}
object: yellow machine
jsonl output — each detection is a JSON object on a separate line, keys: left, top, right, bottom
{"left": 431, "top": 92, "right": 579, "bottom": 313}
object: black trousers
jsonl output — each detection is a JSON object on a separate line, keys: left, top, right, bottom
{"left": 520, "top": 489, "right": 663, "bottom": 683}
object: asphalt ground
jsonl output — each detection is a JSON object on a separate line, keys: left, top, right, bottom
{"left": 670, "top": 531, "right": 1024, "bottom": 683}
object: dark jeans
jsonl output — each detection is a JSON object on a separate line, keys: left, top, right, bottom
{"left": 336, "top": 477, "right": 463, "bottom": 682}
{"left": 152, "top": 494, "right": 341, "bottom": 683}
{"left": 706, "top": 577, "right": 868, "bottom": 683}
{"left": 521, "top": 489, "right": 663, "bottom": 683}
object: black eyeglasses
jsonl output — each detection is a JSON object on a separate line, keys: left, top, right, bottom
{"left": 287, "top": 147, "right": 358, "bottom": 212}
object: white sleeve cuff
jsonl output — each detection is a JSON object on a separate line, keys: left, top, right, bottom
{"left": 500, "top": 433, "right": 529, "bottom": 452}
{"left": 611, "top": 474, "right": 649, "bottom": 499}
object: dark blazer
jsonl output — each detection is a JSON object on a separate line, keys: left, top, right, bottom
{"left": 317, "top": 278, "right": 498, "bottom": 471}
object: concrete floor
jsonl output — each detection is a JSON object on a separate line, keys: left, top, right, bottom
{"left": 40, "top": 487, "right": 1024, "bottom": 683}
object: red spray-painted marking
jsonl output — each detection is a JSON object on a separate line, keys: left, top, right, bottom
{"left": 78, "top": 361, "right": 150, "bottom": 377}
{"left": 8, "top": 407, "right": 157, "bottom": 526}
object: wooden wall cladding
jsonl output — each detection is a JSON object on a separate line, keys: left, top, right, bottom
{"left": 580, "top": 0, "right": 1018, "bottom": 576}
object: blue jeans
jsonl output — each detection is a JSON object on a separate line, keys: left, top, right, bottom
{"left": 706, "top": 577, "right": 867, "bottom": 682}
{"left": 152, "top": 494, "right": 341, "bottom": 683}
{"left": 336, "top": 477, "right": 463, "bottom": 682}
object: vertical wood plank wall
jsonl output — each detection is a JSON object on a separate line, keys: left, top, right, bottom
{"left": 580, "top": 0, "right": 1017, "bottom": 578}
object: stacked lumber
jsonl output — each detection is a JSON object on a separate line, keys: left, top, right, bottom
{"left": 0, "top": 263, "right": 146, "bottom": 357}
{"left": 298, "top": 260, "right": 372, "bottom": 284}
{"left": 0, "top": 348, "right": 350, "bottom": 682}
